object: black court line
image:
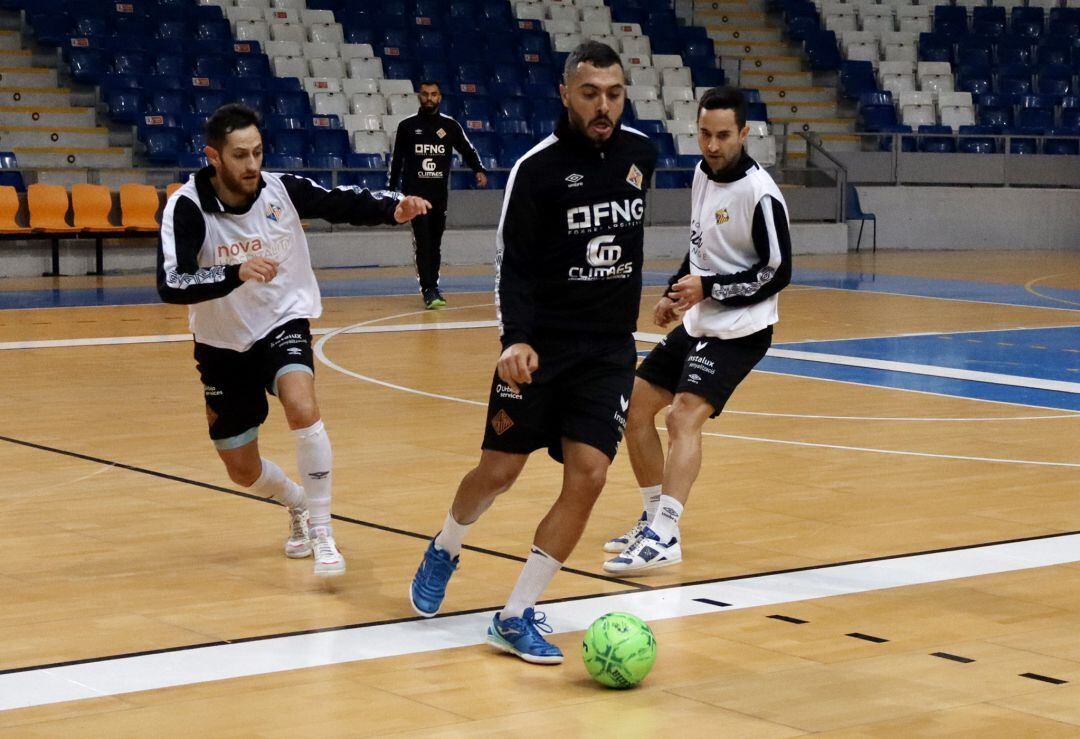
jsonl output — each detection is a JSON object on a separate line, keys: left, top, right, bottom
{"left": 1019, "top": 673, "right": 1068, "bottom": 685}
{"left": 0, "top": 434, "right": 647, "bottom": 591}
{"left": 768, "top": 614, "right": 808, "bottom": 624}
{"left": 847, "top": 632, "right": 889, "bottom": 643}
{"left": 694, "top": 598, "right": 731, "bottom": 608}
{"left": 932, "top": 652, "right": 975, "bottom": 664}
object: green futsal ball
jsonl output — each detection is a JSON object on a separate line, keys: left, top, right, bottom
{"left": 581, "top": 612, "right": 657, "bottom": 689}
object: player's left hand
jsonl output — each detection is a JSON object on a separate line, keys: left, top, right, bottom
{"left": 669, "top": 275, "right": 705, "bottom": 310}
{"left": 394, "top": 196, "right": 432, "bottom": 223}
{"left": 475, "top": 172, "right": 488, "bottom": 189}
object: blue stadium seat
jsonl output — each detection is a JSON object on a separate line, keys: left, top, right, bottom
{"left": 229, "top": 89, "right": 268, "bottom": 114}
{"left": 958, "top": 125, "right": 997, "bottom": 153}
{"left": 956, "top": 37, "right": 993, "bottom": 68}
{"left": 269, "top": 130, "right": 309, "bottom": 157}
{"left": 468, "top": 131, "right": 498, "bottom": 159}
{"left": 1062, "top": 97, "right": 1080, "bottom": 129}
{"left": 839, "top": 60, "right": 877, "bottom": 101}
{"left": 972, "top": 7, "right": 1006, "bottom": 38}
{"left": 498, "top": 133, "right": 533, "bottom": 164}
{"left": 494, "top": 117, "right": 530, "bottom": 135}
{"left": 977, "top": 94, "right": 1013, "bottom": 129}
{"left": 264, "top": 114, "right": 308, "bottom": 131}
{"left": 235, "top": 54, "right": 271, "bottom": 79}
{"left": 995, "top": 36, "right": 1033, "bottom": 66}
{"left": 918, "top": 33, "right": 952, "bottom": 63}
{"left": 156, "top": 20, "right": 191, "bottom": 41}
{"left": 1016, "top": 95, "right": 1055, "bottom": 128}
{"left": 0, "top": 151, "right": 25, "bottom": 191}
{"left": 804, "top": 30, "right": 841, "bottom": 71}
{"left": 531, "top": 115, "right": 558, "bottom": 137}
{"left": 68, "top": 47, "right": 107, "bottom": 84}
{"left": 859, "top": 92, "right": 898, "bottom": 131}
{"left": 263, "top": 153, "right": 304, "bottom": 171}
{"left": 917, "top": 124, "right": 956, "bottom": 152}
{"left": 691, "top": 66, "right": 726, "bottom": 87}
{"left": 309, "top": 129, "right": 351, "bottom": 158}
{"left": 147, "top": 90, "right": 188, "bottom": 116}
{"left": 1011, "top": 6, "right": 1044, "bottom": 40}
{"left": 498, "top": 97, "right": 529, "bottom": 119}
{"left": 346, "top": 152, "right": 385, "bottom": 169}
{"left": 652, "top": 132, "right": 676, "bottom": 157}
{"left": 144, "top": 127, "right": 185, "bottom": 164}
{"left": 933, "top": 5, "right": 967, "bottom": 37}
{"left": 957, "top": 65, "right": 993, "bottom": 96}
{"left": 1044, "top": 128, "right": 1080, "bottom": 155}
{"left": 196, "top": 19, "right": 230, "bottom": 41}
{"left": 383, "top": 59, "right": 416, "bottom": 81}
{"left": 271, "top": 91, "right": 312, "bottom": 117}
{"left": 191, "top": 89, "right": 226, "bottom": 116}
{"left": 1036, "top": 64, "right": 1073, "bottom": 98}
{"left": 1008, "top": 127, "right": 1042, "bottom": 154}
{"left": 632, "top": 119, "right": 666, "bottom": 135}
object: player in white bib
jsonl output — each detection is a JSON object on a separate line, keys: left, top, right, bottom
{"left": 603, "top": 87, "right": 793, "bottom": 573}
{"left": 158, "top": 104, "right": 430, "bottom": 577}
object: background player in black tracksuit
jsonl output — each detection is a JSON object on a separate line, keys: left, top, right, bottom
{"left": 387, "top": 81, "right": 488, "bottom": 309}
{"left": 409, "top": 42, "right": 657, "bottom": 664}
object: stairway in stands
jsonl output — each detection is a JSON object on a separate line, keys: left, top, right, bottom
{"left": 688, "top": 0, "right": 859, "bottom": 160}
{"left": 0, "top": 12, "right": 131, "bottom": 186}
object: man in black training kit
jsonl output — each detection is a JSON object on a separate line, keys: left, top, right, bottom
{"left": 388, "top": 80, "right": 489, "bottom": 309}
{"left": 408, "top": 41, "right": 657, "bottom": 664}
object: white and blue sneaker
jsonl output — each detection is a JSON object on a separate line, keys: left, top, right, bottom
{"left": 603, "top": 511, "right": 649, "bottom": 553}
{"left": 410, "top": 538, "right": 459, "bottom": 617}
{"left": 486, "top": 608, "right": 564, "bottom": 664}
{"left": 603, "top": 526, "right": 681, "bottom": 573}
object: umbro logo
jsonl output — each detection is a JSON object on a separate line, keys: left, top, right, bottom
{"left": 695, "top": 341, "right": 708, "bottom": 351}
{"left": 619, "top": 394, "right": 629, "bottom": 412}
{"left": 565, "top": 173, "right": 583, "bottom": 183}
{"left": 308, "top": 471, "right": 330, "bottom": 480}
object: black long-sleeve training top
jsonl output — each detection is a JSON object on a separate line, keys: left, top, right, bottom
{"left": 496, "top": 113, "right": 658, "bottom": 349}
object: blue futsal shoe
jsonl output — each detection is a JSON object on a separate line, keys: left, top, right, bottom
{"left": 486, "top": 607, "right": 564, "bottom": 664}
{"left": 410, "top": 538, "right": 459, "bottom": 617}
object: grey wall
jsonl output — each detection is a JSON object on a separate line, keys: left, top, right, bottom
{"left": 857, "top": 186, "right": 1080, "bottom": 250}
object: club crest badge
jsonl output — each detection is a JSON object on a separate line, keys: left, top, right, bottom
{"left": 626, "top": 163, "right": 643, "bottom": 190}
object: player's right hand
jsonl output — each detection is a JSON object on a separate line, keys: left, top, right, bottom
{"left": 653, "top": 295, "right": 679, "bottom": 327}
{"left": 239, "top": 257, "right": 279, "bottom": 283}
{"left": 497, "top": 343, "right": 539, "bottom": 393}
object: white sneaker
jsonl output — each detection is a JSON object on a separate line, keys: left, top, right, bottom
{"left": 285, "top": 508, "right": 312, "bottom": 559}
{"left": 603, "top": 512, "right": 649, "bottom": 553}
{"left": 311, "top": 527, "right": 346, "bottom": 576}
{"left": 603, "top": 526, "right": 681, "bottom": 573}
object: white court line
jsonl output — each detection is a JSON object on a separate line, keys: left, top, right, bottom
{"left": 0, "top": 321, "right": 499, "bottom": 351}
{"left": 2, "top": 533, "right": 1078, "bottom": 712}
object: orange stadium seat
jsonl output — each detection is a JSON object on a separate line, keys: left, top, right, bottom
{"left": 166, "top": 182, "right": 183, "bottom": 199}
{"left": 72, "top": 184, "right": 125, "bottom": 233}
{"left": 0, "top": 185, "right": 30, "bottom": 234}
{"left": 28, "top": 184, "right": 78, "bottom": 234}
{"left": 119, "top": 183, "right": 162, "bottom": 232}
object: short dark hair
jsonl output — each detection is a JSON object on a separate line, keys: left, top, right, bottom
{"left": 563, "top": 40, "right": 623, "bottom": 82}
{"left": 205, "top": 103, "right": 261, "bottom": 151}
{"left": 697, "top": 86, "right": 747, "bottom": 129}
{"left": 418, "top": 80, "right": 441, "bottom": 91}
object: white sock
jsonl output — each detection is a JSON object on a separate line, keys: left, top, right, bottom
{"left": 294, "top": 420, "right": 332, "bottom": 533}
{"left": 641, "top": 484, "right": 662, "bottom": 521}
{"left": 433, "top": 510, "right": 470, "bottom": 558}
{"left": 650, "top": 494, "right": 683, "bottom": 544}
{"left": 502, "top": 546, "right": 562, "bottom": 620}
{"left": 249, "top": 459, "right": 306, "bottom": 510}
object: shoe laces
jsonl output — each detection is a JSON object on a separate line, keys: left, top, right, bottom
{"left": 421, "top": 546, "right": 455, "bottom": 582}
{"left": 289, "top": 509, "right": 309, "bottom": 541}
{"left": 313, "top": 532, "right": 337, "bottom": 560}
{"left": 524, "top": 610, "right": 553, "bottom": 636}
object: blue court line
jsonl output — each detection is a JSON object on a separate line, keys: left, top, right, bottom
{"left": 754, "top": 356, "right": 1080, "bottom": 412}
{"left": 636, "top": 325, "right": 1080, "bottom": 412}
{"left": 796, "top": 268, "right": 1080, "bottom": 311}
{"left": 782, "top": 327, "right": 1080, "bottom": 384}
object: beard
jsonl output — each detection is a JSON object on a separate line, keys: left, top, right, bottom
{"left": 420, "top": 102, "right": 439, "bottom": 113}
{"left": 218, "top": 166, "right": 259, "bottom": 202}
{"left": 569, "top": 107, "right": 615, "bottom": 145}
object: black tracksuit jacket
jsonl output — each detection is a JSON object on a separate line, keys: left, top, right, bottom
{"left": 496, "top": 113, "right": 657, "bottom": 349}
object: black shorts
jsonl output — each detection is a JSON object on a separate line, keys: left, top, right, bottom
{"left": 193, "top": 318, "right": 315, "bottom": 448}
{"left": 636, "top": 324, "right": 772, "bottom": 417}
{"left": 482, "top": 333, "right": 637, "bottom": 463}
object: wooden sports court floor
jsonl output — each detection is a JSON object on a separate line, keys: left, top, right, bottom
{"left": 0, "top": 250, "right": 1078, "bottom": 736}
